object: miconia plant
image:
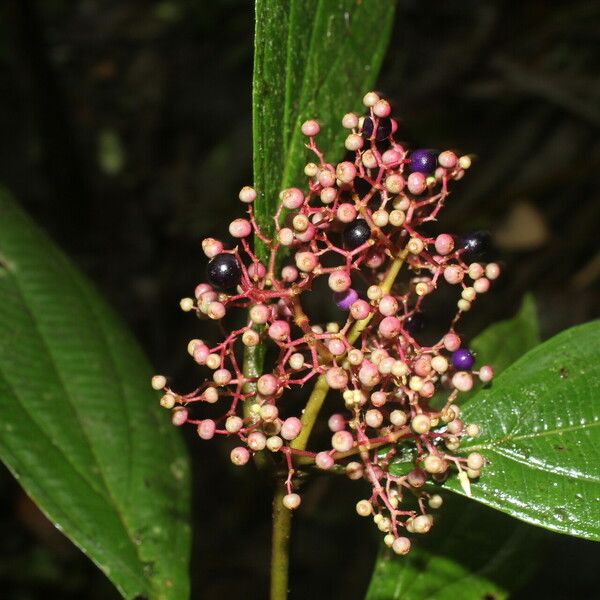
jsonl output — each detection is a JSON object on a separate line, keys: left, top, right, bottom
{"left": 155, "top": 91, "right": 503, "bottom": 554}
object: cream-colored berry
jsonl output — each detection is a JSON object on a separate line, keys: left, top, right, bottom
{"left": 392, "top": 537, "right": 411, "bottom": 555}
{"left": 160, "top": 393, "right": 176, "bottom": 409}
{"left": 411, "top": 414, "right": 432, "bottom": 434}
{"left": 428, "top": 494, "right": 443, "bottom": 509}
{"left": 283, "top": 493, "right": 301, "bottom": 510}
{"left": 356, "top": 499, "right": 372, "bottom": 517}
{"left": 151, "top": 375, "right": 167, "bottom": 390}
{"left": 467, "top": 452, "right": 485, "bottom": 470}
{"left": 180, "top": 297, "right": 195, "bottom": 312}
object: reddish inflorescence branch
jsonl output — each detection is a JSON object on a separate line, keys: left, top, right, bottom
{"left": 153, "top": 91, "right": 500, "bottom": 555}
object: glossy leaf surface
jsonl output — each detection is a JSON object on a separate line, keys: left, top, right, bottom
{"left": 252, "top": 0, "right": 396, "bottom": 255}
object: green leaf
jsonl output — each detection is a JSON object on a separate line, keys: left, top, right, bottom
{"left": 445, "top": 320, "right": 600, "bottom": 540}
{"left": 0, "top": 187, "right": 191, "bottom": 599}
{"left": 458, "top": 294, "right": 540, "bottom": 405}
{"left": 365, "top": 493, "right": 543, "bottom": 600}
{"left": 252, "top": 0, "right": 397, "bottom": 257}
{"left": 371, "top": 298, "right": 543, "bottom": 599}
{"left": 471, "top": 293, "right": 540, "bottom": 378}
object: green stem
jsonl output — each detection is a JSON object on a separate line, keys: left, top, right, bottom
{"left": 269, "top": 247, "right": 410, "bottom": 599}
{"left": 270, "top": 486, "right": 293, "bottom": 600}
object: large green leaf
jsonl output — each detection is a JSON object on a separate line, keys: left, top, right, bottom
{"left": 445, "top": 320, "right": 600, "bottom": 540}
{"left": 0, "top": 188, "right": 191, "bottom": 599}
{"left": 370, "top": 298, "right": 543, "bottom": 599}
{"left": 365, "top": 493, "right": 543, "bottom": 600}
{"left": 252, "top": 0, "right": 397, "bottom": 256}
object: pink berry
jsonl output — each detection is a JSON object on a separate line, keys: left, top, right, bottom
{"left": 379, "top": 294, "right": 399, "bottom": 316}
{"left": 382, "top": 149, "right": 402, "bottom": 166}
{"left": 193, "top": 344, "right": 209, "bottom": 365}
{"left": 379, "top": 316, "right": 401, "bottom": 339}
{"left": 350, "top": 299, "right": 370, "bottom": 320}
{"left": 231, "top": 446, "right": 250, "bottom": 466}
{"left": 328, "top": 270, "right": 352, "bottom": 292}
{"left": 337, "top": 203, "right": 357, "bottom": 223}
{"left": 171, "top": 407, "right": 188, "bottom": 426}
{"left": 268, "top": 320, "right": 290, "bottom": 342}
{"left": 194, "top": 283, "right": 212, "bottom": 298}
{"left": 473, "top": 277, "right": 490, "bottom": 293}
{"left": 316, "top": 452, "right": 335, "bottom": 470}
{"left": 443, "top": 333, "right": 461, "bottom": 352}
{"left": 479, "top": 365, "right": 494, "bottom": 382}
{"left": 281, "top": 187, "right": 305, "bottom": 209}
{"left": 434, "top": 234, "right": 454, "bottom": 255}
{"left": 318, "top": 168, "right": 336, "bottom": 187}
{"left": 238, "top": 186, "right": 256, "bottom": 203}
{"left": 301, "top": 119, "right": 320, "bottom": 136}
{"left": 331, "top": 430, "right": 354, "bottom": 452}
{"left": 407, "top": 172, "right": 427, "bottom": 195}
{"left": 207, "top": 301, "right": 226, "bottom": 320}
{"left": 444, "top": 265, "right": 464, "bottom": 285}
{"left": 229, "top": 218, "right": 252, "bottom": 238}
{"left": 438, "top": 150, "right": 458, "bottom": 169}
{"left": 281, "top": 417, "right": 302, "bottom": 441}
{"left": 336, "top": 161, "right": 357, "bottom": 183}
{"left": 201, "top": 237, "right": 224, "bottom": 258}
{"left": 249, "top": 262, "right": 266, "bottom": 280}
{"left": 342, "top": 112, "right": 359, "bottom": 129}
{"left": 452, "top": 371, "right": 474, "bottom": 392}
{"left": 295, "top": 251, "right": 318, "bottom": 273}
{"left": 370, "top": 391, "right": 387, "bottom": 407}
{"left": 365, "top": 409, "right": 384, "bottom": 428}
{"left": 373, "top": 99, "right": 391, "bottom": 118}
{"left": 328, "top": 414, "right": 346, "bottom": 432}
{"left": 257, "top": 374, "right": 279, "bottom": 396}
{"left": 197, "top": 419, "right": 216, "bottom": 440}
{"left": 326, "top": 366, "right": 349, "bottom": 389}
{"left": 327, "top": 338, "right": 346, "bottom": 356}
{"left": 281, "top": 265, "right": 299, "bottom": 282}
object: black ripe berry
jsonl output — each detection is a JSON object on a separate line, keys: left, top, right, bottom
{"left": 460, "top": 231, "right": 491, "bottom": 260}
{"left": 207, "top": 253, "right": 241, "bottom": 290}
{"left": 344, "top": 219, "right": 371, "bottom": 250}
{"left": 362, "top": 117, "right": 392, "bottom": 141}
{"left": 404, "top": 312, "right": 425, "bottom": 335}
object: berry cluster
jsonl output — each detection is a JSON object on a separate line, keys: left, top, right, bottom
{"left": 153, "top": 91, "right": 501, "bottom": 555}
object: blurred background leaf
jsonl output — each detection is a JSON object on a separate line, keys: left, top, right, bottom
{"left": 0, "top": 188, "right": 191, "bottom": 599}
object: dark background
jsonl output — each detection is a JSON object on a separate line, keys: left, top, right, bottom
{"left": 0, "top": 0, "right": 599, "bottom": 598}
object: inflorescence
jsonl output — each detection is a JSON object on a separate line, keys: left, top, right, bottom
{"left": 153, "top": 91, "right": 500, "bottom": 556}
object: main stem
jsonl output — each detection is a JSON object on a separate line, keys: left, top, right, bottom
{"left": 270, "top": 486, "right": 292, "bottom": 600}
{"left": 269, "top": 247, "right": 409, "bottom": 600}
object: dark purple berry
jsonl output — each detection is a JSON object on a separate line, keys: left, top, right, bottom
{"left": 460, "top": 231, "right": 491, "bottom": 260}
{"left": 452, "top": 348, "right": 475, "bottom": 370}
{"left": 334, "top": 288, "right": 358, "bottom": 311}
{"left": 344, "top": 219, "right": 371, "bottom": 250}
{"left": 207, "top": 253, "right": 241, "bottom": 290}
{"left": 410, "top": 149, "right": 438, "bottom": 174}
{"left": 362, "top": 117, "right": 392, "bottom": 141}
{"left": 404, "top": 312, "right": 425, "bottom": 335}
